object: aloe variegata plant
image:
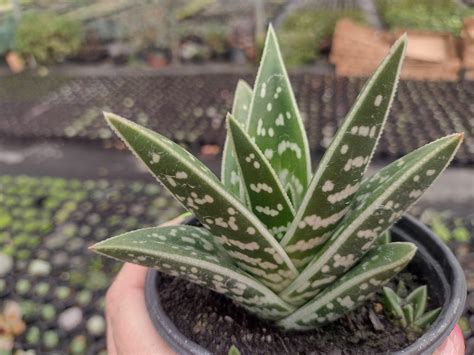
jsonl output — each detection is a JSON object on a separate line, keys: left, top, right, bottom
{"left": 90, "top": 25, "right": 463, "bottom": 330}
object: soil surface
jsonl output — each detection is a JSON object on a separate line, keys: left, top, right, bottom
{"left": 157, "top": 275, "right": 415, "bottom": 355}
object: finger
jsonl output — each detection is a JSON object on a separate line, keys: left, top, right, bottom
{"left": 106, "top": 263, "right": 175, "bottom": 355}
{"left": 433, "top": 325, "right": 465, "bottom": 355}
{"left": 106, "top": 310, "right": 118, "bottom": 355}
{"left": 113, "top": 263, "right": 148, "bottom": 289}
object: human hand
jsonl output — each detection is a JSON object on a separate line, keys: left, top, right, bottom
{"left": 104, "top": 215, "right": 189, "bottom": 355}
{"left": 433, "top": 324, "right": 465, "bottom": 355}
{"left": 105, "top": 263, "right": 175, "bottom": 355}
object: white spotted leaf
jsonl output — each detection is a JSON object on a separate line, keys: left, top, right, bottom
{"left": 104, "top": 112, "right": 298, "bottom": 292}
{"left": 91, "top": 226, "right": 295, "bottom": 320}
{"left": 227, "top": 114, "right": 295, "bottom": 240}
{"left": 222, "top": 80, "right": 253, "bottom": 201}
{"left": 280, "top": 36, "right": 407, "bottom": 271}
{"left": 279, "top": 133, "right": 463, "bottom": 305}
{"left": 247, "top": 25, "right": 311, "bottom": 208}
{"left": 277, "top": 242, "right": 416, "bottom": 330}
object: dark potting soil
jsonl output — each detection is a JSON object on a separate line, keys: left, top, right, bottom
{"left": 156, "top": 274, "right": 418, "bottom": 355}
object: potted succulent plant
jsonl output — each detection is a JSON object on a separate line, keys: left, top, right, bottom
{"left": 90, "top": 26, "right": 466, "bottom": 354}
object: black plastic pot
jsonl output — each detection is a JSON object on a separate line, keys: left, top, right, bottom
{"left": 144, "top": 215, "right": 466, "bottom": 355}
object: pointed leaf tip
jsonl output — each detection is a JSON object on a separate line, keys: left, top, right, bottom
{"left": 227, "top": 113, "right": 295, "bottom": 239}
{"left": 236, "top": 79, "right": 252, "bottom": 92}
{"left": 247, "top": 21, "right": 311, "bottom": 208}
{"left": 222, "top": 82, "right": 253, "bottom": 200}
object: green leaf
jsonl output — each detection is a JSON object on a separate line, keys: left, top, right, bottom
{"left": 222, "top": 80, "right": 253, "bottom": 201}
{"left": 403, "top": 304, "right": 414, "bottom": 324}
{"left": 383, "top": 286, "right": 406, "bottom": 327}
{"left": 413, "top": 307, "right": 441, "bottom": 329}
{"left": 396, "top": 280, "right": 408, "bottom": 298}
{"left": 277, "top": 243, "right": 416, "bottom": 330}
{"left": 228, "top": 345, "right": 241, "bottom": 355}
{"left": 280, "top": 35, "right": 407, "bottom": 270}
{"left": 91, "top": 226, "right": 295, "bottom": 320}
{"left": 453, "top": 226, "right": 469, "bottom": 242}
{"left": 246, "top": 25, "right": 311, "bottom": 208}
{"left": 279, "top": 133, "right": 463, "bottom": 306}
{"left": 406, "top": 285, "right": 427, "bottom": 320}
{"left": 374, "top": 231, "right": 391, "bottom": 246}
{"left": 227, "top": 114, "right": 294, "bottom": 240}
{"left": 104, "top": 113, "right": 298, "bottom": 292}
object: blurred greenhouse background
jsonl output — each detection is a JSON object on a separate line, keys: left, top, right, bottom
{"left": 0, "top": 0, "right": 473, "bottom": 353}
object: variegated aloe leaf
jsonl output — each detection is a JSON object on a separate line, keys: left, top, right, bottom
{"left": 90, "top": 226, "right": 295, "bottom": 320}
{"left": 246, "top": 25, "right": 311, "bottom": 208}
{"left": 280, "top": 133, "right": 463, "bottom": 305}
{"left": 277, "top": 243, "right": 416, "bottom": 330}
{"left": 221, "top": 80, "right": 253, "bottom": 201}
{"left": 104, "top": 113, "right": 298, "bottom": 292}
{"left": 280, "top": 35, "right": 407, "bottom": 270}
{"left": 227, "top": 114, "right": 294, "bottom": 240}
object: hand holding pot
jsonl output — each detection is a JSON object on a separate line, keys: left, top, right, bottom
{"left": 105, "top": 263, "right": 175, "bottom": 355}
{"left": 104, "top": 215, "right": 187, "bottom": 355}
{"left": 433, "top": 325, "right": 465, "bottom": 355}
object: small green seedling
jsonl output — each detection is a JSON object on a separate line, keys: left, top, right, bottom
{"left": 228, "top": 344, "right": 241, "bottom": 355}
{"left": 383, "top": 282, "right": 441, "bottom": 333}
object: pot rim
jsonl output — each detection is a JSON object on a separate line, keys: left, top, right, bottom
{"left": 144, "top": 215, "right": 466, "bottom": 355}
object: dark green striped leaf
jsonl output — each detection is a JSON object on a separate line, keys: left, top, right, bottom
{"left": 280, "top": 133, "right": 463, "bottom": 305}
{"left": 91, "top": 226, "right": 295, "bottom": 320}
{"left": 222, "top": 80, "right": 253, "bottom": 201}
{"left": 281, "top": 36, "right": 407, "bottom": 270}
{"left": 104, "top": 113, "right": 298, "bottom": 292}
{"left": 246, "top": 25, "right": 311, "bottom": 208}
{"left": 228, "top": 114, "right": 294, "bottom": 240}
{"left": 277, "top": 243, "right": 416, "bottom": 330}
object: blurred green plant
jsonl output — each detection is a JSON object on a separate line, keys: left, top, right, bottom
{"left": 278, "top": 9, "right": 366, "bottom": 66}
{"left": 0, "top": 12, "right": 15, "bottom": 55}
{"left": 377, "top": 0, "right": 474, "bottom": 36}
{"left": 177, "top": 22, "right": 230, "bottom": 60}
{"left": 15, "top": 11, "right": 82, "bottom": 65}
{"left": 175, "top": 0, "right": 216, "bottom": 21}
{"left": 420, "top": 210, "right": 471, "bottom": 243}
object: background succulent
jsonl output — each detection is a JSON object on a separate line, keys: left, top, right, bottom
{"left": 383, "top": 282, "right": 441, "bottom": 334}
{"left": 91, "top": 26, "right": 462, "bottom": 331}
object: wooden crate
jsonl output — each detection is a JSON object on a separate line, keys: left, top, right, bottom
{"left": 461, "top": 18, "right": 474, "bottom": 69}
{"left": 330, "top": 19, "right": 392, "bottom": 77}
{"left": 394, "top": 29, "right": 461, "bottom": 81}
{"left": 330, "top": 19, "right": 462, "bottom": 81}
